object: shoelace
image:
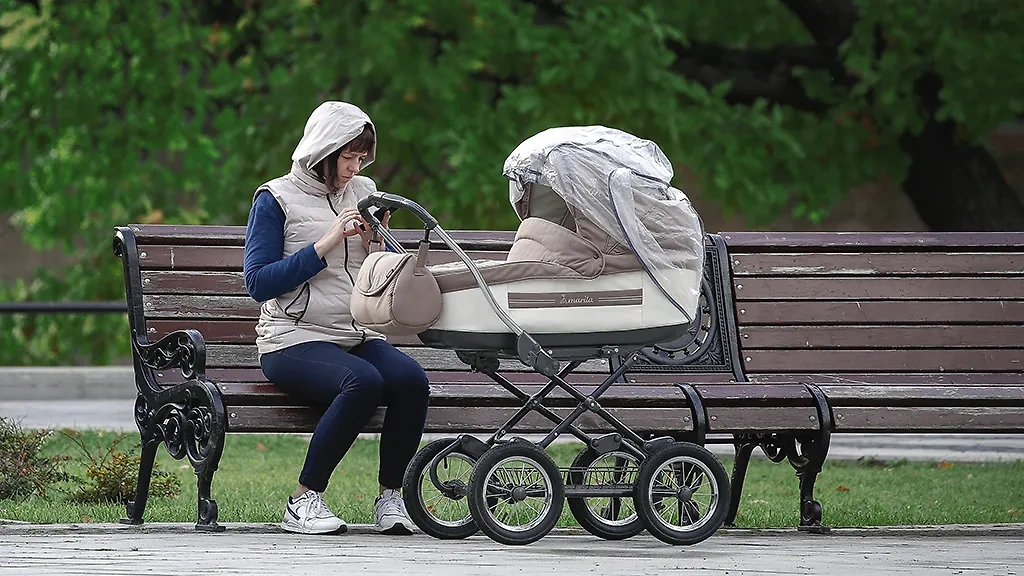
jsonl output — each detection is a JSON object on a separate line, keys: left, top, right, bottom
{"left": 378, "top": 493, "right": 406, "bottom": 517}
{"left": 301, "top": 491, "right": 334, "bottom": 520}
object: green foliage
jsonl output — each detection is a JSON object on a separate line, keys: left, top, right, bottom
{"left": 1, "top": 0, "right": 1022, "bottom": 365}
{"left": 63, "top": 430, "right": 180, "bottom": 505}
{"left": 0, "top": 416, "right": 70, "bottom": 500}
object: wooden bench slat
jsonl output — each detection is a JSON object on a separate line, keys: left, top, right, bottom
{"left": 147, "top": 319, "right": 424, "bottom": 346}
{"left": 749, "top": 373, "right": 1024, "bottom": 385}
{"left": 743, "top": 349, "right": 1023, "bottom": 373}
{"left": 138, "top": 246, "right": 245, "bottom": 271}
{"left": 833, "top": 406, "right": 1024, "bottom": 432}
{"left": 227, "top": 406, "right": 694, "bottom": 434}
{"left": 157, "top": 369, "right": 632, "bottom": 385}
{"left": 134, "top": 223, "right": 520, "bottom": 242}
{"left": 143, "top": 271, "right": 246, "bottom": 294}
{"left": 819, "top": 385, "right": 1024, "bottom": 405}
{"left": 723, "top": 232, "right": 1024, "bottom": 251}
{"left": 731, "top": 252, "right": 1024, "bottom": 276}
{"left": 144, "top": 294, "right": 259, "bottom": 319}
{"left": 692, "top": 384, "right": 812, "bottom": 406}
{"left": 739, "top": 325, "right": 1024, "bottom": 350}
{"left": 735, "top": 300, "right": 1024, "bottom": 325}
{"left": 203, "top": 343, "right": 612, "bottom": 373}
{"left": 217, "top": 382, "right": 689, "bottom": 407}
{"left": 706, "top": 407, "right": 820, "bottom": 432}
{"left": 138, "top": 249, "right": 504, "bottom": 274}
{"left": 131, "top": 224, "right": 518, "bottom": 250}
{"left": 733, "top": 277, "right": 1023, "bottom": 301}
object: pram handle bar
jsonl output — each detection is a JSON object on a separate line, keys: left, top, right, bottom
{"left": 356, "top": 191, "right": 561, "bottom": 378}
{"left": 358, "top": 192, "right": 438, "bottom": 229}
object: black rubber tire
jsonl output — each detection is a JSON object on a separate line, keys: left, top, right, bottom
{"left": 402, "top": 437, "right": 479, "bottom": 539}
{"left": 633, "top": 441, "right": 731, "bottom": 546}
{"left": 566, "top": 446, "right": 644, "bottom": 540}
{"left": 467, "top": 440, "right": 564, "bottom": 546}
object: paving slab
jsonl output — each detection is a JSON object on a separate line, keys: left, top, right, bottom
{"left": 0, "top": 523, "right": 1021, "bottom": 576}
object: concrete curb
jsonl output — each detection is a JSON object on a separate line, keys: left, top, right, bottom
{"left": 0, "top": 367, "right": 136, "bottom": 401}
{"left": 0, "top": 521, "right": 1021, "bottom": 538}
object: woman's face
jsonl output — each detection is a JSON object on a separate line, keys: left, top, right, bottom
{"left": 334, "top": 149, "right": 367, "bottom": 188}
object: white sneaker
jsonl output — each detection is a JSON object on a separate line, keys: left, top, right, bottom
{"left": 281, "top": 490, "right": 347, "bottom": 535}
{"left": 374, "top": 489, "right": 414, "bottom": 535}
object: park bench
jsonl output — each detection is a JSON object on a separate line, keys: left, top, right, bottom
{"left": 720, "top": 231, "right": 1024, "bottom": 532}
{"left": 113, "top": 224, "right": 812, "bottom": 532}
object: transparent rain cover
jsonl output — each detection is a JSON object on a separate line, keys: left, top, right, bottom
{"left": 503, "top": 126, "right": 705, "bottom": 322}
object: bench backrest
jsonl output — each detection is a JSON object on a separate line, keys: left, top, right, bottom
{"left": 723, "top": 232, "right": 1024, "bottom": 383}
{"left": 115, "top": 224, "right": 738, "bottom": 388}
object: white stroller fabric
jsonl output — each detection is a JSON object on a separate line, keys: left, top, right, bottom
{"left": 502, "top": 126, "right": 705, "bottom": 322}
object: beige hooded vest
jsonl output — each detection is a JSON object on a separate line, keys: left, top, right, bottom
{"left": 252, "top": 101, "right": 386, "bottom": 356}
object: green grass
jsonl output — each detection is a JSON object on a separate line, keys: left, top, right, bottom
{"left": 1, "top": 430, "right": 1022, "bottom": 528}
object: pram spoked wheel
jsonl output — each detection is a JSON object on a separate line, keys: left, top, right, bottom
{"left": 467, "top": 439, "right": 565, "bottom": 546}
{"left": 566, "top": 444, "right": 644, "bottom": 540}
{"left": 402, "top": 437, "right": 480, "bottom": 539}
{"left": 633, "top": 441, "right": 730, "bottom": 546}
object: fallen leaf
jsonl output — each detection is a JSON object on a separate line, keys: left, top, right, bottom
{"left": 836, "top": 485, "right": 850, "bottom": 493}
{"left": 81, "top": 515, "right": 92, "bottom": 522}
{"left": 937, "top": 461, "right": 954, "bottom": 469}
{"left": 256, "top": 442, "right": 267, "bottom": 452}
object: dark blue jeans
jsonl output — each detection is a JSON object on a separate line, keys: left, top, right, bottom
{"left": 260, "top": 339, "right": 430, "bottom": 492}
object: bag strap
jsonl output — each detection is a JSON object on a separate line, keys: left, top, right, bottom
{"left": 414, "top": 240, "right": 430, "bottom": 274}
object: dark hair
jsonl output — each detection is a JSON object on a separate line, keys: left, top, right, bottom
{"left": 314, "top": 123, "right": 376, "bottom": 191}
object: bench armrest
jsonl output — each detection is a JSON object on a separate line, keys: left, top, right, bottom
{"left": 132, "top": 328, "right": 208, "bottom": 381}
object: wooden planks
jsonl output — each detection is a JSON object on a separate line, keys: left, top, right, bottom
{"left": 726, "top": 234, "right": 1024, "bottom": 377}
{"left": 137, "top": 248, "right": 502, "bottom": 273}
{"left": 731, "top": 252, "right": 1024, "bottom": 276}
{"left": 227, "top": 405, "right": 693, "bottom": 434}
{"left": 832, "top": 407, "right": 1024, "bottom": 432}
{"left": 733, "top": 277, "right": 1022, "bottom": 300}
{"left": 129, "top": 224, "right": 517, "bottom": 250}
{"left": 722, "top": 232, "right": 1024, "bottom": 251}
{"left": 742, "top": 349, "right": 1022, "bottom": 373}
{"left": 735, "top": 300, "right": 1024, "bottom": 325}
{"left": 738, "top": 325, "right": 1024, "bottom": 349}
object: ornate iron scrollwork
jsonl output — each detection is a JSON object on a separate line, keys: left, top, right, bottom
{"left": 123, "top": 379, "right": 227, "bottom": 531}
{"left": 639, "top": 277, "right": 717, "bottom": 366}
{"left": 132, "top": 329, "right": 207, "bottom": 381}
{"left": 621, "top": 235, "right": 742, "bottom": 377}
{"left": 116, "top": 226, "right": 226, "bottom": 531}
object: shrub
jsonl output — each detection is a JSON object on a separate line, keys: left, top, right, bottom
{"left": 0, "top": 417, "right": 70, "bottom": 500}
{"left": 64, "top": 431, "right": 181, "bottom": 504}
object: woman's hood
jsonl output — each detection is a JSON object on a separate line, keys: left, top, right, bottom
{"left": 291, "top": 101, "right": 376, "bottom": 174}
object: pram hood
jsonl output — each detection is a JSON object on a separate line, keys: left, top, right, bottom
{"left": 502, "top": 125, "right": 705, "bottom": 321}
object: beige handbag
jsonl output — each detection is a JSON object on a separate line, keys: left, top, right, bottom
{"left": 351, "top": 242, "right": 443, "bottom": 336}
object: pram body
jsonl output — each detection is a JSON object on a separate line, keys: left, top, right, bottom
{"left": 357, "top": 126, "right": 729, "bottom": 546}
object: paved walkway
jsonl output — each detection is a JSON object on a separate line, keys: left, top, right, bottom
{"left": 4, "top": 399, "right": 1024, "bottom": 462}
{"left": 1, "top": 523, "right": 1022, "bottom": 575}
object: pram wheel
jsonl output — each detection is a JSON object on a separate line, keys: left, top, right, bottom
{"left": 566, "top": 445, "right": 644, "bottom": 540}
{"left": 402, "top": 437, "right": 479, "bottom": 539}
{"left": 467, "top": 440, "right": 564, "bottom": 546}
{"left": 633, "top": 441, "right": 730, "bottom": 546}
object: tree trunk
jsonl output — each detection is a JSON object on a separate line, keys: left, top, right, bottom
{"left": 898, "top": 74, "right": 1024, "bottom": 231}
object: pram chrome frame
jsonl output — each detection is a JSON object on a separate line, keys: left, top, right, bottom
{"left": 357, "top": 192, "right": 730, "bottom": 546}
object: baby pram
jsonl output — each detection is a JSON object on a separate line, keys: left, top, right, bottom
{"left": 355, "top": 126, "right": 730, "bottom": 546}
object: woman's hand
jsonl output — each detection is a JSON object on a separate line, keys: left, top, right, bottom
{"left": 358, "top": 210, "right": 391, "bottom": 251}
{"left": 314, "top": 208, "right": 366, "bottom": 258}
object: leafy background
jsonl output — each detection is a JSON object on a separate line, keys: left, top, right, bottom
{"left": 1, "top": 0, "right": 1022, "bottom": 365}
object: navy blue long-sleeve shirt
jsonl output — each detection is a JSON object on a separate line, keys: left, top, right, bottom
{"left": 243, "top": 190, "right": 328, "bottom": 303}
{"left": 243, "top": 189, "right": 396, "bottom": 303}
